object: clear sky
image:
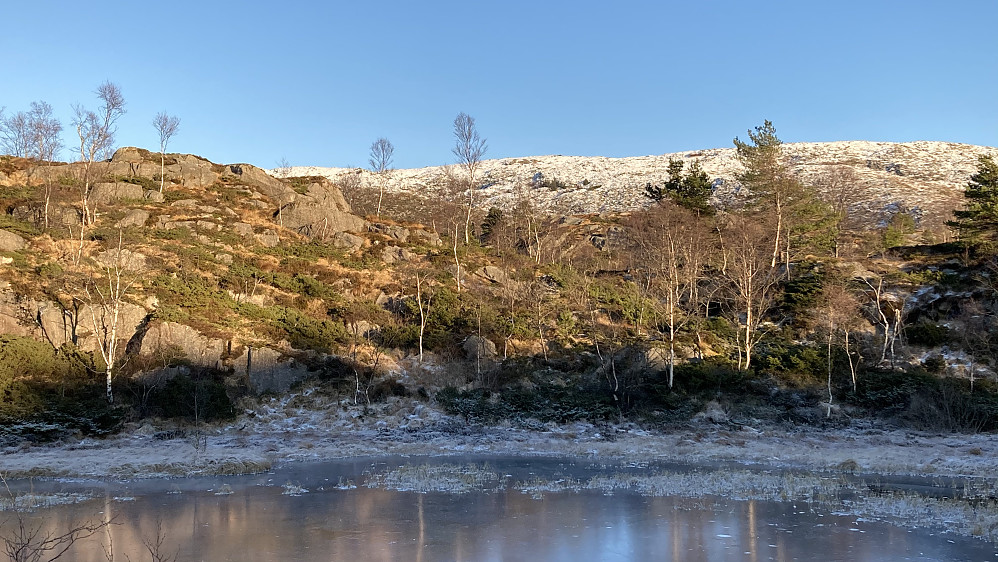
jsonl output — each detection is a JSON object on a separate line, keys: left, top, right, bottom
{"left": 2, "top": 0, "right": 995, "bottom": 170}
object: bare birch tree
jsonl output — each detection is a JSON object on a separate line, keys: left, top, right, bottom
{"left": 412, "top": 270, "right": 434, "bottom": 363}
{"left": 12, "top": 101, "right": 63, "bottom": 228}
{"left": 628, "top": 202, "right": 711, "bottom": 387}
{"left": 819, "top": 281, "right": 864, "bottom": 415}
{"left": 71, "top": 81, "right": 126, "bottom": 236}
{"left": 152, "top": 111, "right": 180, "bottom": 193}
{"left": 80, "top": 229, "right": 139, "bottom": 403}
{"left": 0, "top": 109, "right": 30, "bottom": 157}
{"left": 721, "top": 214, "right": 781, "bottom": 370}
{"left": 368, "top": 137, "right": 394, "bottom": 217}
{"left": 452, "top": 112, "right": 487, "bottom": 244}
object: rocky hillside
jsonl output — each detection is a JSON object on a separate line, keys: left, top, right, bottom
{"left": 2, "top": 140, "right": 998, "bottom": 442}
{"left": 285, "top": 141, "right": 996, "bottom": 230}
{"left": 0, "top": 147, "right": 397, "bottom": 396}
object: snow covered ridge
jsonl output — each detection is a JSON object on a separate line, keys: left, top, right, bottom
{"left": 277, "top": 141, "right": 997, "bottom": 227}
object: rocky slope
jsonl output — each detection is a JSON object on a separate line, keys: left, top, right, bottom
{"left": 0, "top": 147, "right": 382, "bottom": 395}
{"left": 284, "top": 141, "right": 996, "bottom": 230}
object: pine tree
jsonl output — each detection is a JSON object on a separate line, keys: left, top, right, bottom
{"left": 734, "top": 120, "right": 833, "bottom": 272}
{"left": 949, "top": 155, "right": 998, "bottom": 251}
{"left": 644, "top": 158, "right": 713, "bottom": 214}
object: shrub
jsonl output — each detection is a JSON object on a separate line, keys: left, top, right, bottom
{"left": 0, "top": 336, "right": 122, "bottom": 441}
{"left": 905, "top": 323, "right": 952, "bottom": 347}
{"left": 899, "top": 378, "right": 998, "bottom": 433}
{"left": 436, "top": 380, "right": 617, "bottom": 424}
{"left": 148, "top": 368, "right": 236, "bottom": 422}
{"left": 757, "top": 341, "right": 825, "bottom": 386}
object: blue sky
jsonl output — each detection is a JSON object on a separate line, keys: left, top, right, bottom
{"left": 2, "top": 0, "right": 995, "bottom": 169}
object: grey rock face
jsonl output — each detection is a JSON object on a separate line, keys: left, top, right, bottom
{"left": 370, "top": 223, "right": 410, "bottom": 243}
{"left": 138, "top": 321, "right": 226, "bottom": 367}
{"left": 90, "top": 182, "right": 145, "bottom": 205}
{"left": 95, "top": 248, "right": 147, "bottom": 272}
{"left": 233, "top": 346, "right": 311, "bottom": 394}
{"left": 280, "top": 204, "right": 366, "bottom": 238}
{"left": 279, "top": 180, "right": 365, "bottom": 238}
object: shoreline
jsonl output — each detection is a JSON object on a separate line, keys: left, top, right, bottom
{"left": 1, "top": 396, "right": 996, "bottom": 482}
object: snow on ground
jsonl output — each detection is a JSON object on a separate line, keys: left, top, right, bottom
{"left": 1, "top": 391, "right": 995, "bottom": 482}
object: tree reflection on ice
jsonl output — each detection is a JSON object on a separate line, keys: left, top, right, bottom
{"left": 3, "top": 457, "right": 994, "bottom": 561}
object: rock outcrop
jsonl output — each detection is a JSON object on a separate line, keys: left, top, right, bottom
{"left": 138, "top": 321, "right": 226, "bottom": 368}
{"left": 279, "top": 179, "right": 367, "bottom": 237}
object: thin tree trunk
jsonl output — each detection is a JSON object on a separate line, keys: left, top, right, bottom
{"left": 453, "top": 223, "right": 461, "bottom": 293}
{"left": 826, "top": 328, "right": 834, "bottom": 418}
{"left": 464, "top": 185, "right": 474, "bottom": 245}
{"left": 845, "top": 329, "right": 857, "bottom": 394}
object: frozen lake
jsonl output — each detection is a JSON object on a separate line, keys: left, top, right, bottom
{"left": 3, "top": 457, "right": 995, "bottom": 561}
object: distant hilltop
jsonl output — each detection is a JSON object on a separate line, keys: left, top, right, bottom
{"left": 281, "top": 141, "right": 996, "bottom": 231}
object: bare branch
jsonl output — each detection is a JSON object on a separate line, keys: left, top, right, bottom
{"left": 153, "top": 112, "right": 180, "bottom": 192}
{"left": 452, "top": 112, "right": 487, "bottom": 244}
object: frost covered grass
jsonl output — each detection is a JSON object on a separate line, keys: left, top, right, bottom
{"left": 0, "top": 491, "right": 96, "bottom": 511}
{"left": 580, "top": 470, "right": 848, "bottom": 503}
{"left": 844, "top": 494, "right": 998, "bottom": 543}
{"left": 281, "top": 482, "right": 308, "bottom": 496}
{"left": 363, "top": 463, "right": 504, "bottom": 494}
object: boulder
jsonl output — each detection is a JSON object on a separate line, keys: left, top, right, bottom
{"left": 195, "top": 220, "right": 220, "bottom": 231}
{"left": 0, "top": 229, "right": 27, "bottom": 252}
{"left": 221, "top": 164, "right": 295, "bottom": 201}
{"left": 143, "top": 190, "right": 165, "bottom": 203}
{"left": 256, "top": 229, "right": 280, "bottom": 247}
{"left": 12, "top": 203, "right": 78, "bottom": 228}
{"left": 411, "top": 229, "right": 443, "bottom": 247}
{"left": 347, "top": 320, "right": 377, "bottom": 339}
{"left": 157, "top": 217, "right": 196, "bottom": 230}
{"left": 381, "top": 245, "right": 415, "bottom": 264}
{"left": 463, "top": 335, "right": 497, "bottom": 361}
{"left": 110, "top": 148, "right": 222, "bottom": 188}
{"left": 477, "top": 265, "right": 512, "bottom": 285}
{"left": 117, "top": 209, "right": 149, "bottom": 228}
{"left": 279, "top": 179, "right": 365, "bottom": 237}
{"left": 331, "top": 231, "right": 365, "bottom": 251}
{"left": 280, "top": 203, "right": 366, "bottom": 238}
{"left": 233, "top": 222, "right": 255, "bottom": 237}
{"left": 370, "top": 223, "right": 410, "bottom": 243}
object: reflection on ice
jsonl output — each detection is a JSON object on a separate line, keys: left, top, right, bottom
{"left": 2, "top": 457, "right": 994, "bottom": 561}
